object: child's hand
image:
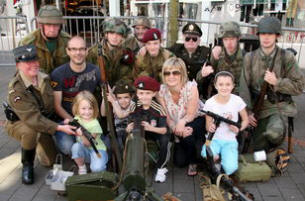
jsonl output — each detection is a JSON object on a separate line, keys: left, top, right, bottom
{"left": 207, "top": 123, "right": 216, "bottom": 133}
{"left": 126, "top": 122, "right": 134, "bottom": 133}
{"left": 229, "top": 125, "right": 239, "bottom": 134}
{"left": 76, "top": 128, "right": 83, "bottom": 136}
{"left": 63, "top": 119, "right": 70, "bottom": 125}
{"left": 82, "top": 136, "right": 91, "bottom": 147}
{"left": 141, "top": 121, "right": 153, "bottom": 131}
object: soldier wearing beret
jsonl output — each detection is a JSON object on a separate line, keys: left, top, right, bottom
{"left": 133, "top": 28, "right": 174, "bottom": 82}
{"left": 126, "top": 76, "right": 170, "bottom": 183}
{"left": 4, "top": 45, "right": 76, "bottom": 185}
{"left": 168, "top": 23, "right": 209, "bottom": 84}
{"left": 124, "top": 17, "right": 151, "bottom": 54}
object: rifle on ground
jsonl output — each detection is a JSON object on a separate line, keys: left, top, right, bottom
{"left": 98, "top": 44, "right": 123, "bottom": 172}
{"left": 201, "top": 109, "right": 253, "bottom": 201}
{"left": 68, "top": 119, "right": 101, "bottom": 158}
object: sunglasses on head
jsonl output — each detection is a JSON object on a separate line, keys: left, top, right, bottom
{"left": 163, "top": 70, "right": 181, "bottom": 76}
{"left": 185, "top": 36, "right": 198, "bottom": 42}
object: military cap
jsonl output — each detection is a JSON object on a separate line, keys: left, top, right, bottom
{"left": 132, "top": 17, "right": 151, "bottom": 28}
{"left": 37, "top": 5, "right": 64, "bottom": 24}
{"left": 257, "top": 16, "right": 281, "bottom": 35}
{"left": 182, "top": 23, "right": 202, "bottom": 37}
{"left": 141, "top": 28, "right": 161, "bottom": 43}
{"left": 13, "top": 45, "right": 38, "bottom": 62}
{"left": 218, "top": 21, "right": 241, "bottom": 38}
{"left": 113, "top": 80, "right": 135, "bottom": 94}
{"left": 134, "top": 76, "right": 160, "bottom": 92}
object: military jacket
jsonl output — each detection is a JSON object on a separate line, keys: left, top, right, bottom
{"left": 123, "top": 35, "right": 142, "bottom": 54}
{"left": 133, "top": 48, "right": 174, "bottom": 82}
{"left": 87, "top": 39, "right": 133, "bottom": 86}
{"left": 211, "top": 47, "right": 243, "bottom": 93}
{"left": 5, "top": 72, "right": 58, "bottom": 135}
{"left": 168, "top": 43, "right": 209, "bottom": 81}
{"left": 239, "top": 46, "right": 305, "bottom": 119}
{"left": 19, "top": 29, "right": 70, "bottom": 74}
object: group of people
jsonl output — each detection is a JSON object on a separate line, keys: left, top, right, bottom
{"left": 4, "top": 4, "right": 305, "bottom": 187}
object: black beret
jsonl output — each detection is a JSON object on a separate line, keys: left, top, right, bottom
{"left": 182, "top": 23, "right": 202, "bottom": 37}
{"left": 113, "top": 80, "right": 135, "bottom": 94}
{"left": 13, "top": 44, "right": 38, "bottom": 62}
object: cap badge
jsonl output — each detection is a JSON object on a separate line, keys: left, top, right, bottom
{"left": 125, "top": 85, "right": 129, "bottom": 89}
{"left": 138, "top": 82, "right": 144, "bottom": 88}
{"left": 26, "top": 48, "right": 32, "bottom": 52}
{"left": 153, "top": 33, "right": 158, "bottom": 40}
{"left": 189, "top": 24, "right": 194, "bottom": 31}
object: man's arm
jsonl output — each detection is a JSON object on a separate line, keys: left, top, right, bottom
{"left": 53, "top": 91, "right": 73, "bottom": 120}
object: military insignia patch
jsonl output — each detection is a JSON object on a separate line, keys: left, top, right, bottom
{"left": 50, "top": 81, "right": 58, "bottom": 88}
{"left": 153, "top": 33, "right": 158, "bottom": 40}
{"left": 189, "top": 24, "right": 194, "bottom": 31}
{"left": 150, "top": 119, "right": 157, "bottom": 127}
{"left": 14, "top": 96, "right": 21, "bottom": 102}
{"left": 138, "top": 82, "right": 144, "bottom": 88}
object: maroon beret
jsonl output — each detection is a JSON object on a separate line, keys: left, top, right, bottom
{"left": 134, "top": 76, "right": 160, "bottom": 91}
{"left": 141, "top": 28, "right": 161, "bottom": 43}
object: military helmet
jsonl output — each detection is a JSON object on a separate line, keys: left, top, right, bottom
{"left": 37, "top": 5, "right": 64, "bottom": 24}
{"left": 257, "top": 16, "right": 281, "bottom": 35}
{"left": 218, "top": 21, "right": 241, "bottom": 38}
{"left": 132, "top": 17, "right": 151, "bottom": 28}
{"left": 102, "top": 18, "right": 130, "bottom": 37}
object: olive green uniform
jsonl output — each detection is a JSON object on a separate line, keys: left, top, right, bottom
{"left": 133, "top": 48, "right": 174, "bottom": 82}
{"left": 5, "top": 71, "right": 58, "bottom": 166}
{"left": 124, "top": 36, "right": 142, "bottom": 54}
{"left": 239, "top": 46, "right": 305, "bottom": 150}
{"left": 19, "top": 29, "right": 70, "bottom": 74}
{"left": 87, "top": 39, "right": 133, "bottom": 86}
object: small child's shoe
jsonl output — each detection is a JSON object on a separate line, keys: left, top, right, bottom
{"left": 155, "top": 168, "right": 168, "bottom": 183}
{"left": 78, "top": 165, "right": 87, "bottom": 175}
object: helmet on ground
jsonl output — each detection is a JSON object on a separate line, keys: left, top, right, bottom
{"left": 132, "top": 17, "right": 151, "bottom": 29}
{"left": 257, "top": 16, "right": 281, "bottom": 35}
{"left": 218, "top": 21, "right": 241, "bottom": 38}
{"left": 37, "top": 5, "right": 64, "bottom": 24}
{"left": 102, "top": 18, "right": 130, "bottom": 38}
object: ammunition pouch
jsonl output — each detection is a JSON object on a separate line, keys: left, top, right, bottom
{"left": 3, "top": 102, "right": 19, "bottom": 122}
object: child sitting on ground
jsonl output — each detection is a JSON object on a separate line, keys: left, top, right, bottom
{"left": 70, "top": 91, "right": 108, "bottom": 175}
{"left": 201, "top": 71, "right": 248, "bottom": 175}
{"left": 126, "top": 76, "right": 170, "bottom": 183}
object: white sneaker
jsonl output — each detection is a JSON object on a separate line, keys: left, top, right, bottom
{"left": 78, "top": 165, "right": 87, "bottom": 175}
{"left": 155, "top": 168, "right": 168, "bottom": 183}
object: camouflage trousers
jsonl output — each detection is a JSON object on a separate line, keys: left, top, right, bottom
{"left": 249, "top": 113, "right": 287, "bottom": 152}
{"left": 5, "top": 120, "right": 57, "bottom": 167}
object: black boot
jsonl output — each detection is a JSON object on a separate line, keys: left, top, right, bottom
{"left": 21, "top": 148, "right": 35, "bottom": 184}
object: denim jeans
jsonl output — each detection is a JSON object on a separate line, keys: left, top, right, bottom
{"left": 53, "top": 130, "right": 76, "bottom": 155}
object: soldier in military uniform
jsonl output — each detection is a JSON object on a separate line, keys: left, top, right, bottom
{"left": 168, "top": 23, "right": 209, "bottom": 82}
{"left": 19, "top": 5, "right": 70, "bottom": 74}
{"left": 197, "top": 21, "right": 243, "bottom": 95}
{"left": 133, "top": 28, "right": 174, "bottom": 82}
{"left": 87, "top": 18, "right": 133, "bottom": 86}
{"left": 239, "top": 16, "right": 305, "bottom": 152}
{"left": 124, "top": 17, "right": 151, "bottom": 54}
{"left": 4, "top": 45, "right": 76, "bottom": 184}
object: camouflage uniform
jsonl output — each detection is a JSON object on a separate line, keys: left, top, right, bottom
{"left": 133, "top": 48, "right": 174, "bottom": 82}
{"left": 239, "top": 17, "right": 305, "bottom": 151}
{"left": 19, "top": 5, "right": 70, "bottom": 74}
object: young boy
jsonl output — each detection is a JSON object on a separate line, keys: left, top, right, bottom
{"left": 101, "top": 80, "right": 135, "bottom": 152}
{"left": 126, "top": 76, "right": 170, "bottom": 183}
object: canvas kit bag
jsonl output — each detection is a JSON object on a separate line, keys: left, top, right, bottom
{"left": 65, "top": 171, "right": 118, "bottom": 201}
{"left": 234, "top": 154, "right": 272, "bottom": 183}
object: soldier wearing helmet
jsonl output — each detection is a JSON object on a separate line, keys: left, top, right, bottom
{"left": 239, "top": 16, "right": 305, "bottom": 159}
{"left": 198, "top": 21, "right": 243, "bottom": 95}
{"left": 19, "top": 5, "right": 70, "bottom": 74}
{"left": 124, "top": 17, "right": 151, "bottom": 54}
{"left": 87, "top": 18, "right": 133, "bottom": 86}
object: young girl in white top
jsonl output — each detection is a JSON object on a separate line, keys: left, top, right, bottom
{"left": 201, "top": 71, "right": 248, "bottom": 175}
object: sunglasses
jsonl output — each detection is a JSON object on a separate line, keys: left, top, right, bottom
{"left": 163, "top": 71, "right": 181, "bottom": 76}
{"left": 185, "top": 36, "right": 198, "bottom": 42}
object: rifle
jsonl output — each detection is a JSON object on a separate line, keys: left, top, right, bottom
{"left": 201, "top": 109, "right": 253, "bottom": 201}
{"left": 98, "top": 44, "right": 123, "bottom": 172}
{"left": 68, "top": 119, "right": 101, "bottom": 158}
{"left": 199, "top": 43, "right": 214, "bottom": 100}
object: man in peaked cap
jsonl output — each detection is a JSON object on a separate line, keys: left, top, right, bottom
{"left": 133, "top": 28, "right": 174, "bottom": 82}
{"left": 168, "top": 22, "right": 209, "bottom": 95}
{"left": 19, "top": 5, "right": 70, "bottom": 74}
{"left": 124, "top": 17, "right": 151, "bottom": 54}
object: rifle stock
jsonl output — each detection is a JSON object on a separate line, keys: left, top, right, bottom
{"left": 97, "top": 45, "right": 123, "bottom": 172}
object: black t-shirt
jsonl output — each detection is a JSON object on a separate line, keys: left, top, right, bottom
{"left": 50, "top": 63, "right": 101, "bottom": 115}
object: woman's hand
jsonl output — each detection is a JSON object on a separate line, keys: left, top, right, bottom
{"left": 174, "top": 119, "right": 186, "bottom": 137}
{"left": 182, "top": 126, "right": 193, "bottom": 138}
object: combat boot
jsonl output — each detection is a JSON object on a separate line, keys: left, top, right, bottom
{"left": 21, "top": 148, "right": 35, "bottom": 184}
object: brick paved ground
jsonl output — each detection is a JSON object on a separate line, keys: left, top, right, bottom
{"left": 0, "top": 52, "right": 305, "bottom": 201}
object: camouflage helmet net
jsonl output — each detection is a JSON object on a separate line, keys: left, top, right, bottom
{"left": 37, "top": 5, "right": 64, "bottom": 24}
{"left": 102, "top": 18, "right": 130, "bottom": 37}
{"left": 132, "top": 17, "right": 151, "bottom": 28}
{"left": 257, "top": 16, "right": 281, "bottom": 35}
{"left": 218, "top": 21, "right": 241, "bottom": 38}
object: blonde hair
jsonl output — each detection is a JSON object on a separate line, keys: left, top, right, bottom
{"left": 161, "top": 57, "right": 188, "bottom": 85}
{"left": 72, "top": 91, "right": 99, "bottom": 119}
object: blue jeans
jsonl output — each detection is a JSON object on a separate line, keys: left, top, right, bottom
{"left": 201, "top": 139, "right": 238, "bottom": 175}
{"left": 71, "top": 142, "right": 108, "bottom": 172}
{"left": 53, "top": 130, "right": 76, "bottom": 155}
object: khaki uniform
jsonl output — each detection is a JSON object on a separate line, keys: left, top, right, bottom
{"left": 133, "top": 48, "right": 174, "bottom": 82}
{"left": 19, "top": 29, "right": 70, "bottom": 74}
{"left": 4, "top": 72, "right": 58, "bottom": 166}
{"left": 123, "top": 35, "right": 143, "bottom": 54}
{"left": 239, "top": 46, "right": 305, "bottom": 150}
{"left": 87, "top": 39, "right": 133, "bottom": 86}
